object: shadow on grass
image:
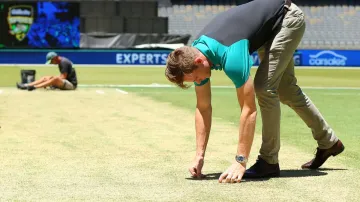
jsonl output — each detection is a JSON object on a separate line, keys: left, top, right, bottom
{"left": 317, "top": 168, "right": 348, "bottom": 171}
{"left": 279, "top": 169, "right": 328, "bottom": 178}
{"left": 185, "top": 172, "right": 223, "bottom": 181}
{"left": 185, "top": 168, "right": 346, "bottom": 182}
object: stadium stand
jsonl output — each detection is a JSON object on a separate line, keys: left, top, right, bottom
{"left": 158, "top": 0, "right": 360, "bottom": 49}
{"left": 4, "top": 0, "right": 359, "bottom": 49}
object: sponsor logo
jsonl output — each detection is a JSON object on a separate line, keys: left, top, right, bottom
{"left": 7, "top": 5, "right": 34, "bottom": 41}
{"left": 251, "top": 54, "right": 260, "bottom": 65}
{"left": 309, "top": 50, "right": 347, "bottom": 66}
{"left": 116, "top": 53, "right": 168, "bottom": 64}
{"left": 293, "top": 54, "right": 301, "bottom": 66}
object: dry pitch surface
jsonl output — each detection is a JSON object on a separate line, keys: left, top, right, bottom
{"left": 0, "top": 88, "right": 359, "bottom": 201}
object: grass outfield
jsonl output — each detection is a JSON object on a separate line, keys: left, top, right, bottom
{"left": 1, "top": 66, "right": 360, "bottom": 201}
{"left": 2, "top": 65, "right": 360, "bottom": 87}
{"left": 121, "top": 86, "right": 360, "bottom": 167}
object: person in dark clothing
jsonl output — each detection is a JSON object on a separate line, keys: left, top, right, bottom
{"left": 17, "top": 52, "right": 78, "bottom": 91}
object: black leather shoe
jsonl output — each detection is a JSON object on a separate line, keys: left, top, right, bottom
{"left": 243, "top": 156, "right": 280, "bottom": 178}
{"left": 27, "top": 85, "right": 36, "bottom": 91}
{"left": 302, "top": 139, "right": 344, "bottom": 169}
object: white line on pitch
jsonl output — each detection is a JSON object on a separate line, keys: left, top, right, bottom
{"left": 116, "top": 88, "right": 128, "bottom": 94}
{"left": 80, "top": 84, "right": 360, "bottom": 90}
{"left": 95, "top": 90, "right": 105, "bottom": 94}
{"left": 323, "top": 93, "right": 360, "bottom": 96}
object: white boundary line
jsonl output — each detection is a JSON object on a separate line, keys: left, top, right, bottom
{"left": 2, "top": 64, "right": 360, "bottom": 69}
{"left": 116, "top": 88, "right": 129, "bottom": 94}
{"left": 323, "top": 92, "right": 360, "bottom": 95}
{"left": 0, "top": 64, "right": 165, "bottom": 68}
{"left": 95, "top": 90, "right": 105, "bottom": 94}
{"left": 79, "top": 84, "right": 360, "bottom": 90}
{"left": 301, "top": 87, "right": 360, "bottom": 90}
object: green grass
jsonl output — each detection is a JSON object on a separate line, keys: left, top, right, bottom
{"left": 121, "top": 87, "right": 360, "bottom": 168}
{"left": 2, "top": 66, "right": 360, "bottom": 168}
{"left": 2, "top": 65, "right": 360, "bottom": 87}
{"left": 1, "top": 65, "right": 360, "bottom": 201}
{"left": 2, "top": 65, "right": 360, "bottom": 167}
{"left": 1, "top": 88, "right": 358, "bottom": 201}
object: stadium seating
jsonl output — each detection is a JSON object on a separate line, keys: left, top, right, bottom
{"left": 38, "top": 0, "right": 358, "bottom": 49}
{"left": 158, "top": 0, "right": 360, "bottom": 49}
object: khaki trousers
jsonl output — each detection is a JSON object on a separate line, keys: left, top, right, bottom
{"left": 254, "top": 3, "right": 338, "bottom": 164}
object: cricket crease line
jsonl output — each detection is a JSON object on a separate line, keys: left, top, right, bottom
{"left": 79, "top": 84, "right": 360, "bottom": 90}
{"left": 95, "top": 90, "right": 105, "bottom": 94}
{"left": 116, "top": 89, "right": 129, "bottom": 94}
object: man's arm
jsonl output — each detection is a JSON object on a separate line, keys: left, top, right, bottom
{"left": 235, "top": 76, "right": 257, "bottom": 159}
{"left": 218, "top": 76, "right": 257, "bottom": 183}
{"left": 189, "top": 80, "right": 212, "bottom": 178}
{"left": 195, "top": 80, "right": 212, "bottom": 157}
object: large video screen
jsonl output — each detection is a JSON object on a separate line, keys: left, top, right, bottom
{"left": 0, "top": 2, "right": 80, "bottom": 49}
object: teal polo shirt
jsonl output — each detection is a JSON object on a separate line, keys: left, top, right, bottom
{"left": 191, "top": 35, "right": 253, "bottom": 88}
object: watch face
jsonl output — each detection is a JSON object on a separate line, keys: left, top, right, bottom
{"left": 236, "top": 155, "right": 246, "bottom": 163}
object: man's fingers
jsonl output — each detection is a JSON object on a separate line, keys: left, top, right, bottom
{"left": 196, "top": 170, "right": 203, "bottom": 178}
{"left": 194, "top": 166, "right": 203, "bottom": 178}
{"left": 231, "top": 175, "right": 238, "bottom": 183}
{"left": 189, "top": 167, "right": 197, "bottom": 177}
{"left": 189, "top": 165, "right": 205, "bottom": 179}
{"left": 220, "top": 172, "right": 242, "bottom": 183}
{"left": 236, "top": 176, "right": 242, "bottom": 183}
{"left": 237, "top": 172, "right": 244, "bottom": 183}
{"left": 218, "top": 172, "right": 228, "bottom": 183}
{"left": 225, "top": 174, "right": 232, "bottom": 183}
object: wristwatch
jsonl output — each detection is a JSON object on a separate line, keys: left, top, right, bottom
{"left": 235, "top": 155, "right": 248, "bottom": 164}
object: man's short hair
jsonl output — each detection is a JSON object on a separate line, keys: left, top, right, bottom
{"left": 165, "top": 46, "right": 198, "bottom": 89}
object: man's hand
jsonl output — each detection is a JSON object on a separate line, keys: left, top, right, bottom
{"left": 189, "top": 155, "right": 205, "bottom": 178}
{"left": 218, "top": 162, "right": 246, "bottom": 183}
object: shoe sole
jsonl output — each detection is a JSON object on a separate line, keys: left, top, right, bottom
{"left": 16, "top": 84, "right": 26, "bottom": 90}
{"left": 244, "top": 171, "right": 280, "bottom": 179}
{"left": 268, "top": 172, "right": 280, "bottom": 178}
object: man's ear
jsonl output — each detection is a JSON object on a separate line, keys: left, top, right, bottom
{"left": 194, "top": 57, "right": 203, "bottom": 64}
